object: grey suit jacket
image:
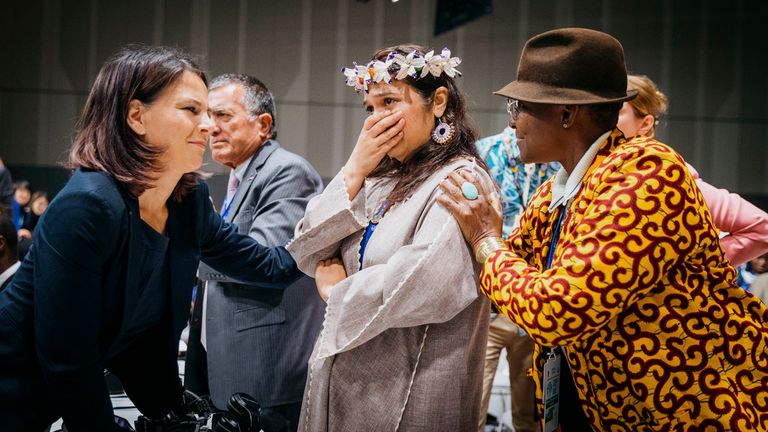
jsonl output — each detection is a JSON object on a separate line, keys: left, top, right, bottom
{"left": 199, "top": 140, "right": 325, "bottom": 409}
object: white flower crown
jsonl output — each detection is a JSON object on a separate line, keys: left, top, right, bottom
{"left": 341, "top": 48, "right": 462, "bottom": 93}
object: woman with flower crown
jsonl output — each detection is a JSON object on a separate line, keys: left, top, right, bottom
{"left": 286, "top": 44, "right": 494, "bottom": 430}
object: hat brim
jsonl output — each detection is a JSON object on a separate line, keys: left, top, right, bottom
{"left": 494, "top": 81, "right": 638, "bottom": 105}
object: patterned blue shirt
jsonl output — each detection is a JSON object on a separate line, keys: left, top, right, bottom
{"left": 476, "top": 127, "right": 559, "bottom": 237}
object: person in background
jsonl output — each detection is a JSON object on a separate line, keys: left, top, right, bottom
{"left": 11, "top": 181, "right": 31, "bottom": 231}
{"left": 0, "top": 158, "right": 12, "bottom": 215}
{"left": 0, "top": 45, "right": 301, "bottom": 431}
{"left": 439, "top": 27, "right": 768, "bottom": 431}
{"left": 475, "top": 126, "right": 557, "bottom": 432}
{"left": 0, "top": 215, "right": 19, "bottom": 292}
{"left": 287, "top": 44, "right": 492, "bottom": 431}
{"left": 18, "top": 191, "right": 49, "bottom": 239}
{"left": 617, "top": 73, "right": 768, "bottom": 267}
{"left": 740, "top": 251, "right": 768, "bottom": 305}
{"left": 185, "top": 74, "right": 325, "bottom": 432}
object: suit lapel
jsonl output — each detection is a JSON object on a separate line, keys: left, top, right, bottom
{"left": 226, "top": 140, "right": 279, "bottom": 222}
{"left": 108, "top": 195, "right": 144, "bottom": 357}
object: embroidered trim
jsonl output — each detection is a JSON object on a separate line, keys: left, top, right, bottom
{"left": 395, "top": 325, "right": 430, "bottom": 429}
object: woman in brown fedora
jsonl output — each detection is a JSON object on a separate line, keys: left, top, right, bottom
{"left": 438, "top": 28, "right": 768, "bottom": 432}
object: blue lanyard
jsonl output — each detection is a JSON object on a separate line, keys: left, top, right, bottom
{"left": 221, "top": 195, "right": 235, "bottom": 218}
{"left": 546, "top": 205, "right": 567, "bottom": 270}
{"left": 359, "top": 200, "right": 389, "bottom": 270}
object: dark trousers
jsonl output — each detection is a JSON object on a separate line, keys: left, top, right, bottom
{"left": 558, "top": 351, "right": 593, "bottom": 432}
{"left": 183, "top": 282, "right": 209, "bottom": 397}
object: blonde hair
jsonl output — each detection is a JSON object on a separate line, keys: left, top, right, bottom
{"left": 627, "top": 75, "right": 668, "bottom": 125}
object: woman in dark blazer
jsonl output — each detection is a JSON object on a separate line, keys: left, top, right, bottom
{"left": 0, "top": 46, "right": 301, "bottom": 431}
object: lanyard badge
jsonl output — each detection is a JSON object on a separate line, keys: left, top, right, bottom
{"left": 541, "top": 202, "right": 569, "bottom": 432}
{"left": 542, "top": 348, "right": 561, "bottom": 432}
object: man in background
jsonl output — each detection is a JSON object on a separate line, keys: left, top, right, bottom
{"left": 186, "top": 74, "right": 325, "bottom": 432}
{"left": 0, "top": 215, "right": 19, "bottom": 292}
{"left": 0, "top": 158, "right": 13, "bottom": 215}
{"left": 475, "top": 126, "right": 558, "bottom": 432}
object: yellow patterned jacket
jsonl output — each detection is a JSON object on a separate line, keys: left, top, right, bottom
{"left": 481, "top": 130, "right": 768, "bottom": 432}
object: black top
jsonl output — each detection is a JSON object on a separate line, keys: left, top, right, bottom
{"left": 110, "top": 222, "right": 170, "bottom": 357}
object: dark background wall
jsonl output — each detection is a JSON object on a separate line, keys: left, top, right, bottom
{"left": 1, "top": 0, "right": 766, "bottom": 207}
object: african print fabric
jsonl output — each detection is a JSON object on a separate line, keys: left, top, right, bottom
{"left": 480, "top": 129, "right": 768, "bottom": 431}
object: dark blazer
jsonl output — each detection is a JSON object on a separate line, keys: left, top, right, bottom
{"left": 0, "top": 169, "right": 300, "bottom": 431}
{"left": 193, "top": 141, "right": 325, "bottom": 409}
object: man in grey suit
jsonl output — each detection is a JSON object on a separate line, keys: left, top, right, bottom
{"left": 186, "top": 74, "right": 325, "bottom": 432}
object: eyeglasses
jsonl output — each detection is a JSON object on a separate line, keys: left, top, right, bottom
{"left": 506, "top": 98, "right": 522, "bottom": 120}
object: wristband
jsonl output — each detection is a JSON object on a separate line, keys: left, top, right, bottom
{"left": 473, "top": 236, "right": 508, "bottom": 263}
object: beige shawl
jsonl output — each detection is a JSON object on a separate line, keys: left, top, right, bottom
{"left": 286, "top": 158, "right": 490, "bottom": 431}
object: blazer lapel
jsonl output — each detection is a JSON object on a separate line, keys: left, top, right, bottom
{"left": 226, "top": 140, "right": 279, "bottom": 222}
{"left": 107, "top": 195, "right": 145, "bottom": 357}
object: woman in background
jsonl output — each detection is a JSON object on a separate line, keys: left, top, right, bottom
{"left": 18, "top": 190, "right": 48, "bottom": 239}
{"left": 617, "top": 73, "right": 768, "bottom": 266}
{"left": 11, "top": 180, "right": 31, "bottom": 231}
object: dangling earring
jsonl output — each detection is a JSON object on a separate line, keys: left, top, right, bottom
{"left": 432, "top": 117, "right": 455, "bottom": 144}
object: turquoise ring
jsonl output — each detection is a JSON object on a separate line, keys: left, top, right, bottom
{"left": 461, "top": 181, "right": 479, "bottom": 200}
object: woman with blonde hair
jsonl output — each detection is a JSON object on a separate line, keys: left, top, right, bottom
{"left": 618, "top": 73, "right": 768, "bottom": 266}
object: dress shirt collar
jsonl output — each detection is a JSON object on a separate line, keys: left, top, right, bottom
{"left": 0, "top": 261, "right": 20, "bottom": 288}
{"left": 550, "top": 130, "right": 611, "bottom": 209}
{"left": 232, "top": 157, "right": 251, "bottom": 184}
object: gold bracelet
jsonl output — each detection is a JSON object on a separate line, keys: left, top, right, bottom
{"left": 473, "top": 237, "right": 508, "bottom": 263}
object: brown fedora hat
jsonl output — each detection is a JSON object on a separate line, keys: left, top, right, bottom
{"left": 495, "top": 28, "right": 638, "bottom": 105}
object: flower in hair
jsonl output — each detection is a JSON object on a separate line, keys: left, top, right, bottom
{"left": 438, "top": 48, "right": 462, "bottom": 78}
{"left": 392, "top": 51, "right": 426, "bottom": 80}
{"left": 341, "top": 47, "right": 462, "bottom": 93}
{"left": 369, "top": 59, "right": 393, "bottom": 84}
{"left": 342, "top": 63, "right": 371, "bottom": 93}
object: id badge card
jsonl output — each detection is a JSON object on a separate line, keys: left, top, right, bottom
{"left": 542, "top": 349, "right": 561, "bottom": 432}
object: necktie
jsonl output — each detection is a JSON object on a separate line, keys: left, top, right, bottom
{"left": 221, "top": 171, "right": 240, "bottom": 217}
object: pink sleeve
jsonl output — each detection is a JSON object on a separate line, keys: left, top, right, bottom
{"left": 696, "top": 177, "right": 768, "bottom": 266}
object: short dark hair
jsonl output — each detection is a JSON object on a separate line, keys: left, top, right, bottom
{"left": 210, "top": 74, "right": 277, "bottom": 139}
{"left": 13, "top": 181, "right": 30, "bottom": 193}
{"left": 0, "top": 215, "right": 17, "bottom": 258}
{"left": 69, "top": 45, "right": 207, "bottom": 201}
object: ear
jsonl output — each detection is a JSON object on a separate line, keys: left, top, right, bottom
{"left": 561, "top": 105, "right": 579, "bottom": 129}
{"left": 432, "top": 86, "right": 449, "bottom": 118}
{"left": 638, "top": 114, "right": 656, "bottom": 136}
{"left": 126, "top": 99, "right": 147, "bottom": 136}
{"left": 256, "top": 113, "right": 273, "bottom": 140}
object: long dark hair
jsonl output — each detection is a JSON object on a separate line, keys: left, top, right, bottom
{"left": 367, "top": 44, "right": 485, "bottom": 207}
{"left": 69, "top": 45, "right": 207, "bottom": 201}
